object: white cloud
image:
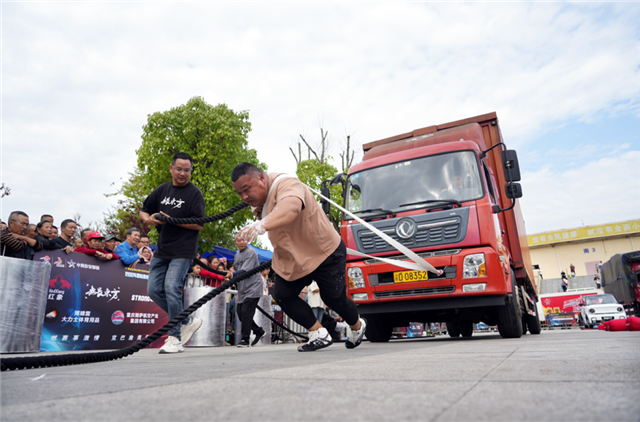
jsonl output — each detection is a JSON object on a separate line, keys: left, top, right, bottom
{"left": 520, "top": 150, "right": 640, "bottom": 234}
{"left": 1, "top": 2, "right": 638, "bottom": 238}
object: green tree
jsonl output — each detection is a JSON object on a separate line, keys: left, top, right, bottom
{"left": 296, "top": 159, "right": 343, "bottom": 232}
{"left": 117, "top": 96, "right": 265, "bottom": 251}
{"left": 103, "top": 169, "right": 153, "bottom": 241}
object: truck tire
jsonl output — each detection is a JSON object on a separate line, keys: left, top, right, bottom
{"left": 365, "top": 314, "right": 392, "bottom": 343}
{"left": 458, "top": 321, "right": 474, "bottom": 338}
{"left": 526, "top": 303, "right": 542, "bottom": 335}
{"left": 446, "top": 322, "right": 460, "bottom": 338}
{"left": 496, "top": 269, "right": 523, "bottom": 339}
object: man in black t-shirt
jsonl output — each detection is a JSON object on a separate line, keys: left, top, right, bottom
{"left": 140, "top": 152, "right": 205, "bottom": 354}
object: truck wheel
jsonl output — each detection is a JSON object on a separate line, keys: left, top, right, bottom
{"left": 365, "top": 314, "right": 392, "bottom": 343}
{"left": 526, "top": 303, "right": 542, "bottom": 335}
{"left": 496, "top": 269, "right": 523, "bottom": 339}
{"left": 458, "top": 321, "right": 474, "bottom": 338}
{"left": 446, "top": 322, "right": 460, "bottom": 338}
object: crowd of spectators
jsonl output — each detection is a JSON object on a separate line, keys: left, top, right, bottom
{"left": 0, "top": 211, "right": 156, "bottom": 268}
{"left": 1, "top": 210, "right": 244, "bottom": 287}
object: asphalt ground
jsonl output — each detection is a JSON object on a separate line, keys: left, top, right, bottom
{"left": 1, "top": 328, "right": 639, "bottom": 422}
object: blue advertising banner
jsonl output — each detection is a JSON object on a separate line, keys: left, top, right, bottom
{"left": 36, "top": 250, "right": 169, "bottom": 351}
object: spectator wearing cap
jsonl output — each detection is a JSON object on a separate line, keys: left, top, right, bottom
{"left": 75, "top": 232, "right": 119, "bottom": 260}
{"left": 115, "top": 227, "right": 141, "bottom": 267}
{"left": 1, "top": 211, "right": 43, "bottom": 259}
{"left": 52, "top": 219, "right": 77, "bottom": 254}
{"left": 103, "top": 234, "right": 120, "bottom": 254}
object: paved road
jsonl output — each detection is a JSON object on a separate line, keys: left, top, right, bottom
{"left": 1, "top": 329, "right": 639, "bottom": 421}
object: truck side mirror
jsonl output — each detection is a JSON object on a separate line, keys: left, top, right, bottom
{"left": 501, "top": 150, "right": 521, "bottom": 182}
{"left": 321, "top": 186, "right": 331, "bottom": 215}
{"left": 505, "top": 182, "right": 523, "bottom": 199}
{"left": 330, "top": 173, "right": 345, "bottom": 186}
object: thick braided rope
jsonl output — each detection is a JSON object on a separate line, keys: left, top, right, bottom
{"left": 156, "top": 202, "right": 249, "bottom": 225}
{"left": 1, "top": 261, "right": 272, "bottom": 372}
{"left": 255, "top": 306, "right": 309, "bottom": 341}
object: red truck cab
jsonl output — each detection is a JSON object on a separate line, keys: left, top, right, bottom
{"left": 339, "top": 112, "right": 539, "bottom": 341}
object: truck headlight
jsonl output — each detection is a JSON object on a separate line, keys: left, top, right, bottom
{"left": 348, "top": 267, "right": 366, "bottom": 289}
{"left": 463, "top": 253, "right": 486, "bottom": 278}
{"left": 617, "top": 307, "right": 623, "bottom": 312}
{"left": 589, "top": 308, "right": 595, "bottom": 313}
{"left": 352, "top": 293, "right": 369, "bottom": 301}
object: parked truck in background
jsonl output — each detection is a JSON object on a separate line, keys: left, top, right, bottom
{"left": 601, "top": 252, "right": 640, "bottom": 316}
{"left": 537, "top": 288, "right": 601, "bottom": 327}
{"left": 333, "top": 112, "right": 539, "bottom": 340}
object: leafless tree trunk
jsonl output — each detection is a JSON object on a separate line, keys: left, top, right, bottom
{"left": 340, "top": 134, "right": 355, "bottom": 172}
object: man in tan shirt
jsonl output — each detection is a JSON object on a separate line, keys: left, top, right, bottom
{"left": 231, "top": 162, "right": 366, "bottom": 352}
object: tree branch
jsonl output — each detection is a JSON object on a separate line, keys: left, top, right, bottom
{"left": 299, "top": 134, "right": 319, "bottom": 161}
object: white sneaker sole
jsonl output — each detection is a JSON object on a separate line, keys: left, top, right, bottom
{"left": 181, "top": 318, "right": 203, "bottom": 346}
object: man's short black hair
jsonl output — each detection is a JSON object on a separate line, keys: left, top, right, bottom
{"left": 231, "top": 162, "right": 264, "bottom": 182}
{"left": 60, "top": 219, "right": 76, "bottom": 229}
{"left": 140, "top": 234, "right": 149, "bottom": 239}
{"left": 126, "top": 227, "right": 141, "bottom": 237}
{"left": 172, "top": 152, "right": 193, "bottom": 166}
{"left": 81, "top": 228, "right": 91, "bottom": 236}
{"left": 40, "top": 214, "right": 53, "bottom": 221}
{"left": 8, "top": 211, "right": 28, "bottom": 222}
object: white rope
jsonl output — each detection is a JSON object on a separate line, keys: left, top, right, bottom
{"left": 309, "top": 187, "right": 442, "bottom": 275}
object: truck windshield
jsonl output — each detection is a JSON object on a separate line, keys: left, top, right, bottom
{"left": 345, "top": 151, "right": 484, "bottom": 217}
{"left": 585, "top": 295, "right": 618, "bottom": 305}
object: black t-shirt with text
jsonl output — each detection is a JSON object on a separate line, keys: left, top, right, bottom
{"left": 141, "top": 181, "right": 205, "bottom": 260}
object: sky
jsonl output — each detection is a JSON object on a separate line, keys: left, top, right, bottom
{"left": 1, "top": 1, "right": 639, "bottom": 249}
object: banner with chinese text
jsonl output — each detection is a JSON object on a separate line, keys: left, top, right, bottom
{"left": 528, "top": 219, "right": 640, "bottom": 247}
{"left": 36, "top": 250, "right": 169, "bottom": 351}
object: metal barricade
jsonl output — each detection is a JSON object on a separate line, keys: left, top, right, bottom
{"left": 183, "top": 285, "right": 227, "bottom": 347}
{"left": 0, "top": 256, "right": 51, "bottom": 353}
{"left": 282, "top": 314, "right": 308, "bottom": 343}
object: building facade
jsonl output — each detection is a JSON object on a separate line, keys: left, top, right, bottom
{"left": 528, "top": 219, "right": 640, "bottom": 281}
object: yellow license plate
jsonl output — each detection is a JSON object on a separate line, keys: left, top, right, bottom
{"left": 393, "top": 270, "right": 429, "bottom": 283}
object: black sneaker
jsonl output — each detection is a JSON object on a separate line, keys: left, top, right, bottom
{"left": 237, "top": 339, "right": 250, "bottom": 348}
{"left": 251, "top": 328, "right": 265, "bottom": 346}
{"left": 298, "top": 328, "right": 333, "bottom": 352}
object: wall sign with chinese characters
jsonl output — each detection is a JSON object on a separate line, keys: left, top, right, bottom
{"left": 36, "top": 250, "right": 169, "bottom": 351}
{"left": 527, "top": 219, "right": 640, "bottom": 247}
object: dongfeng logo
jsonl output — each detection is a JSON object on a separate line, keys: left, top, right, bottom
{"left": 111, "top": 311, "right": 125, "bottom": 325}
{"left": 396, "top": 218, "right": 417, "bottom": 239}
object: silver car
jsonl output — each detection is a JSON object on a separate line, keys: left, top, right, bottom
{"left": 578, "top": 294, "right": 626, "bottom": 329}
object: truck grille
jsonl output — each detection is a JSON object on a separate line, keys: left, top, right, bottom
{"left": 364, "top": 249, "right": 461, "bottom": 265}
{"left": 374, "top": 285, "right": 455, "bottom": 298}
{"left": 359, "top": 220, "right": 461, "bottom": 251}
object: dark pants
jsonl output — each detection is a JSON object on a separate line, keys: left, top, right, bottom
{"left": 237, "top": 297, "right": 262, "bottom": 342}
{"left": 273, "top": 240, "right": 359, "bottom": 330}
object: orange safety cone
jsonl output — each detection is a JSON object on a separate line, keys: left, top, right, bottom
{"left": 626, "top": 316, "right": 640, "bottom": 331}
